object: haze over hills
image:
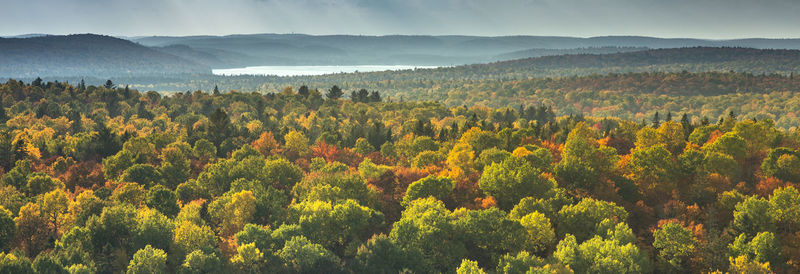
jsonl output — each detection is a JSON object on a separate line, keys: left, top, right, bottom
{"left": 0, "top": 34, "right": 210, "bottom": 78}
{"left": 131, "top": 34, "right": 800, "bottom": 68}
{"left": 4, "top": 33, "right": 800, "bottom": 80}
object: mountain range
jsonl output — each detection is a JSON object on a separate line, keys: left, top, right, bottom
{"left": 3, "top": 33, "right": 800, "bottom": 78}
{"left": 132, "top": 34, "right": 800, "bottom": 68}
{"left": 0, "top": 34, "right": 208, "bottom": 78}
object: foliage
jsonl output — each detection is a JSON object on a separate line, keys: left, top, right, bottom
{"left": 402, "top": 175, "right": 455, "bottom": 206}
{"left": 126, "top": 245, "right": 167, "bottom": 274}
{"left": 0, "top": 78, "right": 796, "bottom": 272}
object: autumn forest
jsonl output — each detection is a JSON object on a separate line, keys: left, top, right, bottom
{"left": 0, "top": 76, "right": 797, "bottom": 273}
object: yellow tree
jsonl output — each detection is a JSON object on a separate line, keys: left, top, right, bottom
{"left": 39, "top": 189, "right": 71, "bottom": 238}
{"left": 209, "top": 191, "right": 257, "bottom": 237}
{"left": 284, "top": 130, "right": 309, "bottom": 159}
{"left": 446, "top": 143, "right": 475, "bottom": 181}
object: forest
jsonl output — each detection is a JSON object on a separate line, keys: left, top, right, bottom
{"left": 0, "top": 78, "right": 798, "bottom": 273}
{"left": 96, "top": 70, "right": 800, "bottom": 129}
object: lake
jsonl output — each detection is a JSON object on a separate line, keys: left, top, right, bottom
{"left": 212, "top": 65, "right": 440, "bottom": 76}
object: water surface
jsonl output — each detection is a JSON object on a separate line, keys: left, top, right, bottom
{"left": 212, "top": 65, "right": 439, "bottom": 76}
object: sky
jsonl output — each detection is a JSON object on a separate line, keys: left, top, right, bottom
{"left": 2, "top": 0, "right": 799, "bottom": 39}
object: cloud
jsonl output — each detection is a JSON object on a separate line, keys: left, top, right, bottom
{"left": 1, "top": 0, "right": 799, "bottom": 38}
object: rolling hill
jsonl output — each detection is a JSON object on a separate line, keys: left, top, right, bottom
{"left": 131, "top": 34, "right": 800, "bottom": 68}
{"left": 0, "top": 34, "right": 210, "bottom": 78}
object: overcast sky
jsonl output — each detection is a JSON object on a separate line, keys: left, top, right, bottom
{"left": 2, "top": 0, "right": 799, "bottom": 38}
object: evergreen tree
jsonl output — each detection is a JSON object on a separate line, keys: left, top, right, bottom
{"left": 32, "top": 77, "right": 43, "bottom": 88}
{"left": 0, "top": 97, "right": 7, "bottom": 123}
{"left": 208, "top": 108, "right": 231, "bottom": 147}
{"left": 680, "top": 113, "right": 693, "bottom": 139}
{"left": 298, "top": 85, "right": 310, "bottom": 97}
{"left": 104, "top": 80, "right": 115, "bottom": 89}
{"left": 369, "top": 91, "right": 381, "bottom": 102}
{"left": 70, "top": 110, "right": 82, "bottom": 133}
{"left": 652, "top": 112, "right": 661, "bottom": 128}
{"left": 12, "top": 138, "right": 27, "bottom": 162}
{"left": 96, "top": 123, "right": 122, "bottom": 158}
{"left": 326, "top": 85, "right": 343, "bottom": 100}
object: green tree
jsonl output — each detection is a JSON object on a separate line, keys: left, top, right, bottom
{"left": 67, "top": 264, "right": 94, "bottom": 274}
{"left": 133, "top": 208, "right": 175, "bottom": 252}
{"left": 732, "top": 119, "right": 780, "bottom": 156}
{"left": 121, "top": 164, "right": 162, "bottom": 187}
{"left": 127, "top": 245, "right": 167, "bottom": 274}
{"left": 171, "top": 221, "right": 217, "bottom": 263}
{"left": 519, "top": 212, "right": 556, "bottom": 255}
{"left": 729, "top": 232, "right": 782, "bottom": 268}
{"left": 352, "top": 138, "right": 374, "bottom": 155}
{"left": 277, "top": 236, "right": 341, "bottom": 273}
{"left": 229, "top": 179, "right": 289, "bottom": 226}
{"left": 32, "top": 252, "right": 67, "bottom": 274}
{"left": 26, "top": 173, "right": 64, "bottom": 196}
{"left": 555, "top": 123, "right": 618, "bottom": 190}
{"left": 352, "top": 234, "right": 428, "bottom": 273}
{"left": 495, "top": 251, "right": 545, "bottom": 274}
{"left": 733, "top": 196, "right": 776, "bottom": 235}
{"left": 456, "top": 259, "right": 487, "bottom": 274}
{"left": 508, "top": 189, "right": 573, "bottom": 220}
{"left": 453, "top": 208, "right": 527, "bottom": 268}
{"left": 761, "top": 148, "right": 800, "bottom": 182}
{"left": 181, "top": 250, "right": 223, "bottom": 274}
{"left": 554, "top": 233, "right": 650, "bottom": 274}
{"left": 653, "top": 222, "right": 696, "bottom": 271}
{"left": 479, "top": 157, "right": 556, "bottom": 209}
{"left": 0, "top": 252, "right": 34, "bottom": 273}
{"left": 402, "top": 175, "right": 455, "bottom": 206}
{"left": 477, "top": 148, "right": 511, "bottom": 169}
{"left": 703, "top": 132, "right": 747, "bottom": 162}
{"left": 389, "top": 197, "right": 466, "bottom": 271}
{"left": 626, "top": 144, "right": 676, "bottom": 202}
{"left": 159, "top": 146, "right": 190, "bottom": 188}
{"left": 86, "top": 204, "right": 138, "bottom": 250}
{"left": 236, "top": 224, "right": 275, "bottom": 252}
{"left": 0, "top": 207, "right": 15, "bottom": 251}
{"left": 289, "top": 199, "right": 383, "bottom": 255}
{"left": 768, "top": 186, "right": 800, "bottom": 232}
{"left": 557, "top": 197, "right": 628, "bottom": 241}
{"left": 263, "top": 158, "right": 304, "bottom": 190}
{"left": 230, "top": 243, "right": 269, "bottom": 273}
{"left": 145, "top": 185, "right": 180, "bottom": 217}
{"left": 192, "top": 139, "right": 217, "bottom": 162}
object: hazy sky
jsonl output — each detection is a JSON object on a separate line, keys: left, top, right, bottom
{"left": 2, "top": 0, "right": 799, "bottom": 38}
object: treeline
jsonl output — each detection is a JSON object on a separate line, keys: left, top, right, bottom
{"left": 99, "top": 70, "right": 800, "bottom": 128}
{"left": 0, "top": 79, "right": 799, "bottom": 273}
{"left": 101, "top": 47, "right": 800, "bottom": 92}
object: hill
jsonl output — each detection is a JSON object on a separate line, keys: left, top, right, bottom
{"left": 0, "top": 34, "right": 210, "bottom": 78}
{"left": 491, "top": 46, "right": 648, "bottom": 61}
{"left": 131, "top": 34, "right": 800, "bottom": 68}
